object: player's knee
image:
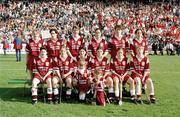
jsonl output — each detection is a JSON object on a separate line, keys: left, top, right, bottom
{"left": 128, "top": 78, "right": 134, "bottom": 85}
{"left": 32, "top": 78, "right": 40, "bottom": 88}
{"left": 46, "top": 78, "right": 52, "bottom": 88}
{"left": 52, "top": 78, "right": 58, "bottom": 86}
{"left": 146, "top": 78, "right": 153, "bottom": 86}
{"left": 107, "top": 77, "right": 113, "bottom": 86}
{"left": 135, "top": 78, "right": 141, "bottom": 86}
{"left": 72, "top": 78, "right": 77, "bottom": 87}
{"left": 66, "top": 78, "right": 72, "bottom": 87}
{"left": 113, "top": 77, "right": 119, "bottom": 86}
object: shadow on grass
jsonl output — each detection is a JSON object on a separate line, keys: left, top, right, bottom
{"left": 0, "top": 87, "right": 31, "bottom": 103}
{"left": 0, "top": 87, "right": 138, "bottom": 106}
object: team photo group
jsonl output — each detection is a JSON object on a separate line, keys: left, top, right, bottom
{"left": 26, "top": 25, "right": 156, "bottom": 106}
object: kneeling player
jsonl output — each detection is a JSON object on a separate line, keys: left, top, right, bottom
{"left": 92, "top": 70, "right": 106, "bottom": 106}
{"left": 130, "top": 46, "right": 156, "bottom": 104}
{"left": 31, "top": 47, "right": 53, "bottom": 104}
{"left": 111, "top": 48, "right": 135, "bottom": 105}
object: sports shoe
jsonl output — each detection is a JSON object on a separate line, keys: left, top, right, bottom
{"left": 150, "top": 97, "right": 156, "bottom": 104}
{"left": 47, "top": 100, "right": 53, "bottom": 104}
{"left": 136, "top": 99, "right": 143, "bottom": 104}
{"left": 32, "top": 100, "right": 37, "bottom": 105}
{"left": 118, "top": 100, "right": 123, "bottom": 106}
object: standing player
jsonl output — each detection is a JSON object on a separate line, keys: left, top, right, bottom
{"left": 110, "top": 48, "right": 135, "bottom": 105}
{"left": 31, "top": 47, "right": 53, "bottom": 104}
{"left": 52, "top": 45, "right": 74, "bottom": 102}
{"left": 130, "top": 46, "right": 156, "bottom": 104}
{"left": 67, "top": 26, "right": 84, "bottom": 61}
{"left": 26, "top": 30, "right": 43, "bottom": 79}
{"left": 129, "top": 29, "right": 149, "bottom": 57}
{"left": 109, "top": 25, "right": 129, "bottom": 58}
{"left": 88, "top": 28, "right": 109, "bottom": 59}
{"left": 45, "top": 29, "right": 63, "bottom": 60}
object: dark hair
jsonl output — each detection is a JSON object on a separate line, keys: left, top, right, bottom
{"left": 72, "top": 25, "right": 80, "bottom": 30}
{"left": 97, "top": 45, "right": 103, "bottom": 51}
{"left": 40, "top": 47, "right": 46, "bottom": 51}
{"left": 115, "top": 25, "right": 123, "bottom": 30}
{"left": 49, "top": 28, "right": 58, "bottom": 34}
{"left": 135, "top": 28, "right": 143, "bottom": 34}
{"left": 95, "top": 28, "right": 101, "bottom": 32}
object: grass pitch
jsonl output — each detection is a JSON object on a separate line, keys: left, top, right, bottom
{"left": 0, "top": 54, "right": 180, "bottom": 117}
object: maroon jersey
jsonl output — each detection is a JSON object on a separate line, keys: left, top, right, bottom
{"left": 109, "top": 36, "right": 128, "bottom": 57}
{"left": 88, "top": 38, "right": 108, "bottom": 57}
{"left": 130, "top": 56, "right": 150, "bottom": 76}
{"left": 45, "top": 39, "right": 62, "bottom": 57}
{"left": 130, "top": 38, "right": 148, "bottom": 56}
{"left": 110, "top": 57, "right": 129, "bottom": 75}
{"left": 91, "top": 57, "right": 110, "bottom": 75}
{"left": 26, "top": 38, "right": 43, "bottom": 57}
{"left": 76, "top": 56, "right": 91, "bottom": 68}
{"left": 52, "top": 56, "right": 74, "bottom": 75}
{"left": 33, "top": 57, "right": 53, "bottom": 76}
{"left": 67, "top": 37, "right": 84, "bottom": 57}
{"left": 92, "top": 77, "right": 105, "bottom": 92}
{"left": 76, "top": 68, "right": 90, "bottom": 91}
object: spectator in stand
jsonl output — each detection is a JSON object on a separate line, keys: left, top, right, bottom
{"left": 1, "top": 35, "right": 10, "bottom": 55}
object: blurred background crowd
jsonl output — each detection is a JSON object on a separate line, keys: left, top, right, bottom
{"left": 0, "top": 0, "right": 180, "bottom": 55}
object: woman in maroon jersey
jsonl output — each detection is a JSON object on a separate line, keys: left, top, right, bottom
{"left": 130, "top": 46, "right": 156, "bottom": 104}
{"left": 90, "top": 46, "right": 113, "bottom": 102}
{"left": 26, "top": 29, "right": 43, "bottom": 79}
{"left": 110, "top": 47, "right": 135, "bottom": 105}
{"left": 52, "top": 44, "right": 74, "bottom": 102}
{"left": 31, "top": 47, "right": 53, "bottom": 104}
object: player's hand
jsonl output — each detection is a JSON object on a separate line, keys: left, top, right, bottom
{"left": 73, "top": 57, "right": 77, "bottom": 61}
{"left": 142, "top": 77, "right": 145, "bottom": 85}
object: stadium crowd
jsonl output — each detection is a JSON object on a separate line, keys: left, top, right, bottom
{"left": 0, "top": 0, "right": 179, "bottom": 105}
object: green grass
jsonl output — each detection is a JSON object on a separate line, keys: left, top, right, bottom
{"left": 0, "top": 54, "right": 180, "bottom": 117}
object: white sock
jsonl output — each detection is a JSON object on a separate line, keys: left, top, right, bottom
{"left": 130, "top": 89, "right": 135, "bottom": 96}
{"left": 66, "top": 89, "right": 72, "bottom": 95}
{"left": 47, "top": 88, "right": 53, "bottom": 94}
{"left": 79, "top": 92, "right": 86, "bottom": 100}
{"left": 53, "top": 88, "right": 59, "bottom": 95}
{"left": 32, "top": 87, "right": 37, "bottom": 96}
{"left": 108, "top": 87, "right": 114, "bottom": 94}
{"left": 114, "top": 89, "right": 119, "bottom": 97}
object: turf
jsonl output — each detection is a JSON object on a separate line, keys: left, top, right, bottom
{"left": 0, "top": 54, "right": 180, "bottom": 117}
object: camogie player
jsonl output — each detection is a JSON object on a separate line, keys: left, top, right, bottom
{"left": 31, "top": 47, "right": 53, "bottom": 104}
{"left": 45, "top": 28, "right": 63, "bottom": 60}
{"left": 52, "top": 45, "right": 74, "bottom": 102}
{"left": 26, "top": 30, "right": 43, "bottom": 79}
{"left": 109, "top": 25, "right": 129, "bottom": 58}
{"left": 129, "top": 29, "right": 149, "bottom": 57}
{"left": 74, "top": 47, "right": 91, "bottom": 102}
{"left": 67, "top": 26, "right": 84, "bottom": 61}
{"left": 90, "top": 46, "right": 113, "bottom": 102}
{"left": 92, "top": 69, "right": 106, "bottom": 106}
{"left": 130, "top": 46, "right": 156, "bottom": 104}
{"left": 110, "top": 47, "right": 135, "bottom": 105}
{"left": 88, "top": 28, "right": 109, "bottom": 59}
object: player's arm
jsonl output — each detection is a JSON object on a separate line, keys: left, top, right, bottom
{"left": 67, "top": 49, "right": 76, "bottom": 61}
{"left": 42, "top": 70, "right": 52, "bottom": 81}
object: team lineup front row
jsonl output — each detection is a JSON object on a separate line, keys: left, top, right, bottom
{"left": 26, "top": 26, "right": 156, "bottom": 106}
